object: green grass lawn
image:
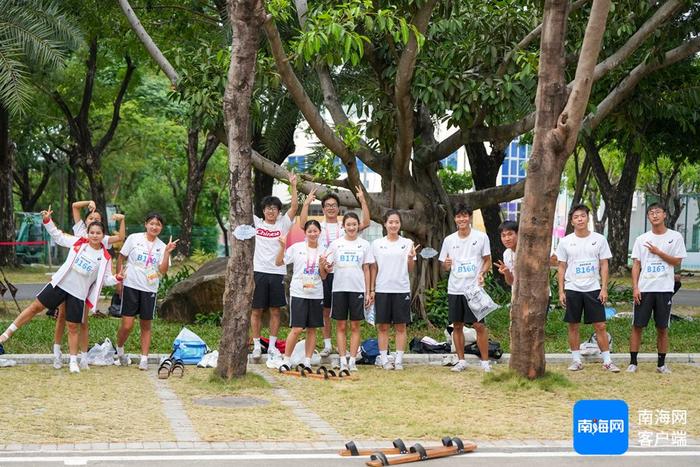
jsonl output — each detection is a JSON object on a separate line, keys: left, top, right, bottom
{"left": 1, "top": 305, "right": 698, "bottom": 354}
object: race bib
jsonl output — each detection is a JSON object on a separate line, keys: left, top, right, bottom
{"left": 337, "top": 250, "right": 360, "bottom": 268}
{"left": 302, "top": 266, "right": 319, "bottom": 292}
{"left": 642, "top": 261, "right": 667, "bottom": 280}
{"left": 454, "top": 259, "right": 478, "bottom": 279}
{"left": 72, "top": 254, "right": 97, "bottom": 277}
{"left": 145, "top": 265, "right": 160, "bottom": 285}
{"left": 573, "top": 259, "right": 596, "bottom": 282}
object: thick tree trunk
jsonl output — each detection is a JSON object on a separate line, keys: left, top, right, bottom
{"left": 179, "top": 130, "right": 219, "bottom": 256}
{"left": 82, "top": 155, "right": 108, "bottom": 227}
{"left": 0, "top": 104, "right": 16, "bottom": 266}
{"left": 510, "top": 0, "right": 575, "bottom": 379}
{"left": 465, "top": 143, "right": 507, "bottom": 284}
{"left": 252, "top": 169, "right": 274, "bottom": 218}
{"left": 216, "top": 0, "right": 262, "bottom": 379}
{"left": 586, "top": 137, "right": 641, "bottom": 274}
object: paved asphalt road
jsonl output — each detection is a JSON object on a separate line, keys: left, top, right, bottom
{"left": 3, "top": 283, "right": 700, "bottom": 306}
{"left": 1, "top": 448, "right": 699, "bottom": 466}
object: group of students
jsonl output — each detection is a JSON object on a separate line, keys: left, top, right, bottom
{"left": 0, "top": 180, "right": 686, "bottom": 376}
{"left": 0, "top": 202, "right": 177, "bottom": 373}
{"left": 251, "top": 173, "right": 687, "bottom": 375}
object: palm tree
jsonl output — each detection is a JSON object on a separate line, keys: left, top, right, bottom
{"left": 0, "top": 0, "right": 80, "bottom": 266}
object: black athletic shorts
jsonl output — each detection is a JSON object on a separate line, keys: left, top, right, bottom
{"left": 374, "top": 292, "right": 411, "bottom": 324}
{"left": 37, "top": 284, "right": 85, "bottom": 324}
{"left": 633, "top": 292, "right": 673, "bottom": 329}
{"left": 120, "top": 286, "right": 157, "bottom": 320}
{"left": 564, "top": 290, "right": 605, "bottom": 324}
{"left": 252, "top": 272, "right": 287, "bottom": 309}
{"left": 322, "top": 273, "right": 334, "bottom": 308}
{"left": 289, "top": 296, "right": 324, "bottom": 329}
{"left": 331, "top": 291, "right": 365, "bottom": 321}
{"left": 447, "top": 294, "right": 484, "bottom": 325}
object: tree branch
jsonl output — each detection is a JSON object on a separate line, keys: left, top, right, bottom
{"left": 584, "top": 36, "right": 700, "bottom": 131}
{"left": 95, "top": 55, "right": 136, "bottom": 155}
{"left": 592, "top": 0, "right": 686, "bottom": 82}
{"left": 78, "top": 38, "right": 98, "bottom": 127}
{"left": 117, "top": 0, "right": 180, "bottom": 86}
{"left": 447, "top": 180, "right": 526, "bottom": 210}
{"left": 261, "top": 16, "right": 355, "bottom": 168}
{"left": 559, "top": 0, "right": 612, "bottom": 154}
{"left": 394, "top": 0, "right": 438, "bottom": 175}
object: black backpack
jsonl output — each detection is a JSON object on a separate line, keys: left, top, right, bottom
{"left": 464, "top": 339, "right": 503, "bottom": 359}
{"left": 409, "top": 337, "right": 451, "bottom": 354}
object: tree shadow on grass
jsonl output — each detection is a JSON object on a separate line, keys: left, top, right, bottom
{"left": 482, "top": 370, "right": 573, "bottom": 393}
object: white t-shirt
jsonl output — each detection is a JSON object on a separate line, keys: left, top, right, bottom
{"left": 57, "top": 244, "right": 104, "bottom": 300}
{"left": 438, "top": 229, "right": 491, "bottom": 295}
{"left": 121, "top": 233, "right": 167, "bottom": 293}
{"left": 73, "top": 220, "right": 111, "bottom": 248}
{"left": 254, "top": 214, "right": 293, "bottom": 274}
{"left": 632, "top": 229, "right": 687, "bottom": 293}
{"left": 326, "top": 236, "right": 374, "bottom": 292}
{"left": 284, "top": 241, "right": 326, "bottom": 299}
{"left": 556, "top": 232, "right": 612, "bottom": 292}
{"left": 371, "top": 236, "right": 414, "bottom": 293}
{"left": 320, "top": 221, "right": 344, "bottom": 249}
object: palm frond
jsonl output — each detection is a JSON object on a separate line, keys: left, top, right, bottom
{"left": 0, "top": 42, "right": 32, "bottom": 113}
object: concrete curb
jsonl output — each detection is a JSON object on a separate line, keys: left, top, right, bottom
{"left": 2, "top": 352, "right": 699, "bottom": 366}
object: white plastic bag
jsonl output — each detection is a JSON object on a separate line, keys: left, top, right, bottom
{"left": 464, "top": 287, "right": 499, "bottom": 321}
{"left": 364, "top": 304, "right": 376, "bottom": 326}
{"left": 197, "top": 350, "right": 219, "bottom": 368}
{"left": 289, "top": 340, "right": 321, "bottom": 366}
{"left": 579, "top": 332, "right": 612, "bottom": 356}
{"left": 87, "top": 338, "right": 116, "bottom": 366}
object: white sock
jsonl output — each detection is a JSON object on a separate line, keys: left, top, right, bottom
{"left": 282, "top": 355, "right": 290, "bottom": 365}
{"left": 117, "top": 346, "right": 125, "bottom": 356}
{"left": 269, "top": 336, "right": 277, "bottom": 350}
{"left": 480, "top": 360, "right": 490, "bottom": 369}
{"left": 395, "top": 351, "right": 404, "bottom": 364}
{"left": 323, "top": 338, "right": 331, "bottom": 349}
{"left": 571, "top": 350, "right": 582, "bottom": 363}
{"left": 253, "top": 338, "right": 261, "bottom": 349}
{"left": 379, "top": 350, "right": 388, "bottom": 364}
{"left": 80, "top": 352, "right": 88, "bottom": 362}
{"left": 459, "top": 359, "right": 466, "bottom": 365}
{"left": 303, "top": 357, "right": 311, "bottom": 367}
{"left": 140, "top": 355, "right": 148, "bottom": 362}
{"left": 1, "top": 323, "right": 18, "bottom": 342}
{"left": 341, "top": 355, "right": 348, "bottom": 366}
{"left": 69, "top": 355, "right": 78, "bottom": 364}
{"left": 601, "top": 351, "right": 612, "bottom": 364}
{"left": 349, "top": 356, "right": 356, "bottom": 365}
{"left": 53, "top": 344, "right": 61, "bottom": 356}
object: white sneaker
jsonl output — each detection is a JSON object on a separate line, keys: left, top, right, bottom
{"left": 382, "top": 361, "right": 394, "bottom": 370}
{"left": 394, "top": 362, "right": 404, "bottom": 371}
{"left": 319, "top": 347, "right": 332, "bottom": 357}
{"left": 481, "top": 363, "right": 492, "bottom": 373}
{"left": 451, "top": 361, "right": 467, "bottom": 372}
{"left": 251, "top": 347, "right": 262, "bottom": 359}
{"left": 340, "top": 362, "right": 349, "bottom": 373}
{"left": 138, "top": 359, "right": 149, "bottom": 371}
{"left": 115, "top": 354, "right": 131, "bottom": 366}
{"left": 267, "top": 348, "right": 281, "bottom": 362}
{"left": 626, "top": 364, "right": 638, "bottom": 373}
{"left": 568, "top": 361, "right": 584, "bottom": 371}
{"left": 69, "top": 361, "right": 80, "bottom": 374}
{"left": 348, "top": 360, "right": 358, "bottom": 372}
{"left": 603, "top": 362, "right": 620, "bottom": 373}
{"left": 656, "top": 365, "right": 672, "bottom": 374}
{"left": 52, "top": 354, "right": 62, "bottom": 370}
{"left": 79, "top": 359, "right": 90, "bottom": 371}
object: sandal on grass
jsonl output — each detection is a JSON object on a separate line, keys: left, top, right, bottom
{"left": 170, "top": 359, "right": 185, "bottom": 378}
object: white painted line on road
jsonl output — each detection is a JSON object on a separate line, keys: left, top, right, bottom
{"left": 0, "top": 451, "right": 699, "bottom": 463}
